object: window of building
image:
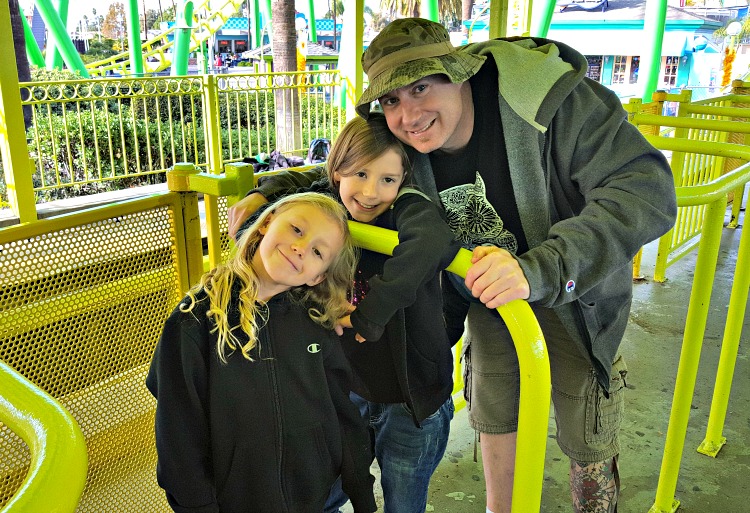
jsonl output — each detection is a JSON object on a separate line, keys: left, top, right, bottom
{"left": 662, "top": 56, "right": 679, "bottom": 87}
{"left": 629, "top": 56, "right": 640, "bottom": 84}
{"left": 612, "top": 55, "right": 628, "bottom": 84}
{"left": 586, "top": 56, "right": 603, "bottom": 82}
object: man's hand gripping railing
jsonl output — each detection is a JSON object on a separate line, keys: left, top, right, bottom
{"left": 348, "top": 221, "right": 551, "bottom": 513}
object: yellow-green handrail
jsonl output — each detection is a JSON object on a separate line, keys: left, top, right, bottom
{"left": 650, "top": 162, "right": 750, "bottom": 513}
{"left": 348, "top": 222, "right": 550, "bottom": 513}
{"left": 0, "top": 359, "right": 87, "bottom": 513}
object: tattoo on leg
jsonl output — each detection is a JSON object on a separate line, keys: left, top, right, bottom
{"left": 569, "top": 457, "right": 619, "bottom": 513}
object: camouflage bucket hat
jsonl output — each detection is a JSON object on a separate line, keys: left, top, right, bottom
{"left": 356, "top": 18, "right": 486, "bottom": 119}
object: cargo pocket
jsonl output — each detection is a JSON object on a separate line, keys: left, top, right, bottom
{"left": 584, "top": 355, "right": 627, "bottom": 445}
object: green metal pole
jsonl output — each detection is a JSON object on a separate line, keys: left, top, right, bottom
{"left": 253, "top": 0, "right": 261, "bottom": 48}
{"left": 263, "top": 0, "right": 272, "bottom": 38}
{"left": 45, "top": 0, "right": 68, "bottom": 70}
{"left": 531, "top": 0, "right": 557, "bottom": 38}
{"left": 19, "top": 6, "right": 45, "bottom": 68}
{"left": 0, "top": 0, "right": 38, "bottom": 222}
{"left": 32, "top": 0, "right": 89, "bottom": 77}
{"left": 340, "top": 0, "right": 363, "bottom": 120}
{"left": 640, "top": 0, "right": 668, "bottom": 102}
{"left": 125, "top": 0, "right": 144, "bottom": 75}
{"left": 697, "top": 204, "right": 750, "bottom": 457}
{"left": 172, "top": 1, "right": 194, "bottom": 77}
{"left": 489, "top": 0, "right": 508, "bottom": 39}
{"left": 421, "top": 0, "right": 439, "bottom": 22}
{"left": 307, "top": 0, "right": 317, "bottom": 43}
{"left": 649, "top": 197, "right": 726, "bottom": 513}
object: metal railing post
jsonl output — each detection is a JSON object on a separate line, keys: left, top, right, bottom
{"left": 347, "top": 222, "right": 550, "bottom": 513}
{"left": 167, "top": 163, "right": 206, "bottom": 290}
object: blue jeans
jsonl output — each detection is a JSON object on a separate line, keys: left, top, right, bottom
{"left": 325, "top": 393, "right": 454, "bottom": 513}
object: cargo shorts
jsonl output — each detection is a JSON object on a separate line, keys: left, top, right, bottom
{"left": 462, "top": 303, "right": 627, "bottom": 463}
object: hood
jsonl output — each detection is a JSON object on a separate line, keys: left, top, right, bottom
{"left": 464, "top": 37, "right": 587, "bottom": 132}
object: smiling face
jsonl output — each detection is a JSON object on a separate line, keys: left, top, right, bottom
{"left": 378, "top": 74, "right": 474, "bottom": 155}
{"left": 334, "top": 148, "right": 405, "bottom": 224}
{"left": 252, "top": 203, "right": 345, "bottom": 299}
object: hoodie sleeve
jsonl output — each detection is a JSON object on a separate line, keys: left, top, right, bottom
{"left": 322, "top": 333, "right": 376, "bottom": 513}
{"left": 252, "top": 166, "right": 327, "bottom": 201}
{"left": 350, "top": 191, "right": 462, "bottom": 341}
{"left": 146, "top": 303, "right": 220, "bottom": 513}
{"left": 518, "top": 81, "right": 677, "bottom": 306}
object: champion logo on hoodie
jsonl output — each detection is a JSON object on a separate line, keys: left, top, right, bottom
{"left": 307, "top": 343, "right": 322, "bottom": 354}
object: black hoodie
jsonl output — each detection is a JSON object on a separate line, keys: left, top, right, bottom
{"left": 146, "top": 289, "right": 376, "bottom": 513}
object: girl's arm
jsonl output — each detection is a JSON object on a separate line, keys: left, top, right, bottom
{"left": 146, "top": 307, "right": 219, "bottom": 513}
{"left": 349, "top": 191, "right": 462, "bottom": 341}
{"left": 322, "top": 334, "right": 377, "bottom": 513}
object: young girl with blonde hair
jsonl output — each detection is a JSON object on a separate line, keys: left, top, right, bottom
{"left": 147, "top": 192, "right": 376, "bottom": 513}
{"left": 236, "top": 114, "right": 463, "bottom": 513}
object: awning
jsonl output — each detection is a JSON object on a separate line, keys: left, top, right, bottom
{"left": 546, "top": 29, "right": 689, "bottom": 57}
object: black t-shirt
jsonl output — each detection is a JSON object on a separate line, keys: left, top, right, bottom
{"left": 429, "top": 59, "right": 529, "bottom": 256}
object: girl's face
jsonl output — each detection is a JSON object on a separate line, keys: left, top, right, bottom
{"left": 334, "top": 148, "right": 405, "bottom": 224}
{"left": 253, "top": 204, "right": 344, "bottom": 297}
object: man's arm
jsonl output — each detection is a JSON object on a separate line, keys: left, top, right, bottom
{"left": 466, "top": 82, "right": 676, "bottom": 309}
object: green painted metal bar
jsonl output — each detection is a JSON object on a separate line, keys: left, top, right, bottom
{"left": 648, "top": 163, "right": 750, "bottom": 513}
{"left": 252, "top": 0, "right": 261, "bottom": 47}
{"left": 307, "top": 0, "right": 317, "bottom": 42}
{"left": 172, "top": 1, "right": 195, "bottom": 76}
{"left": 33, "top": 0, "right": 90, "bottom": 77}
{"left": 348, "top": 222, "right": 550, "bottom": 513}
{"left": 489, "top": 0, "right": 508, "bottom": 38}
{"left": 644, "top": 135, "right": 750, "bottom": 162}
{"left": 340, "top": 0, "right": 363, "bottom": 120}
{"left": 640, "top": 0, "right": 667, "bottom": 102}
{"left": 635, "top": 113, "right": 750, "bottom": 134}
{"left": 126, "top": 0, "right": 144, "bottom": 75}
{"left": 683, "top": 104, "right": 750, "bottom": 118}
{"left": 0, "top": 359, "right": 87, "bottom": 513}
{"left": 19, "top": 6, "right": 45, "bottom": 67}
{"left": 0, "top": 0, "right": 37, "bottom": 222}
{"left": 697, "top": 200, "right": 750, "bottom": 457}
{"left": 45, "top": 0, "right": 68, "bottom": 70}
{"left": 421, "top": 0, "right": 439, "bottom": 22}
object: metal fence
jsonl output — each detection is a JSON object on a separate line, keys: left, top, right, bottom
{"left": 3, "top": 70, "right": 342, "bottom": 209}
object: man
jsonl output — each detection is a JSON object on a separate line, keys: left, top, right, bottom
{"left": 228, "top": 18, "right": 677, "bottom": 513}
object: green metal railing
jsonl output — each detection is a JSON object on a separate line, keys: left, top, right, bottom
{"left": 6, "top": 70, "right": 341, "bottom": 210}
{"left": 0, "top": 359, "right": 87, "bottom": 513}
{"left": 648, "top": 158, "right": 750, "bottom": 513}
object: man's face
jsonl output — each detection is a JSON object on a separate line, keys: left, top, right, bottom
{"left": 378, "top": 74, "right": 474, "bottom": 154}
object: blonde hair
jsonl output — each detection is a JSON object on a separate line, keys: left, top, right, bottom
{"left": 326, "top": 112, "right": 411, "bottom": 185}
{"left": 183, "top": 192, "right": 357, "bottom": 363}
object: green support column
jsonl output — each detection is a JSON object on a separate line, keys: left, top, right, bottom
{"left": 32, "top": 0, "right": 89, "bottom": 77}
{"left": 531, "top": 0, "right": 557, "bottom": 37}
{"left": 340, "top": 0, "right": 363, "bottom": 120}
{"left": 490, "top": 0, "right": 508, "bottom": 38}
{"left": 20, "top": 6, "right": 45, "bottom": 68}
{"left": 126, "top": 0, "right": 144, "bottom": 75}
{"left": 253, "top": 0, "right": 261, "bottom": 48}
{"left": 0, "top": 0, "right": 37, "bottom": 222}
{"left": 263, "top": 0, "right": 272, "bottom": 39}
{"left": 45, "top": 0, "right": 68, "bottom": 70}
{"left": 421, "top": 0, "right": 438, "bottom": 22}
{"left": 172, "top": 1, "right": 195, "bottom": 77}
{"left": 307, "top": 0, "right": 317, "bottom": 42}
{"left": 640, "top": 0, "right": 667, "bottom": 101}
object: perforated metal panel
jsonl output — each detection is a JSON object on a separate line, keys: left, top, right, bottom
{"left": 0, "top": 196, "right": 185, "bottom": 511}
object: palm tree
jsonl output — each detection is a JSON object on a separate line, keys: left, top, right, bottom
{"left": 380, "top": 0, "right": 462, "bottom": 23}
{"left": 462, "top": 0, "right": 474, "bottom": 39}
{"left": 271, "top": 0, "right": 302, "bottom": 152}
{"left": 10, "top": 0, "right": 32, "bottom": 129}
